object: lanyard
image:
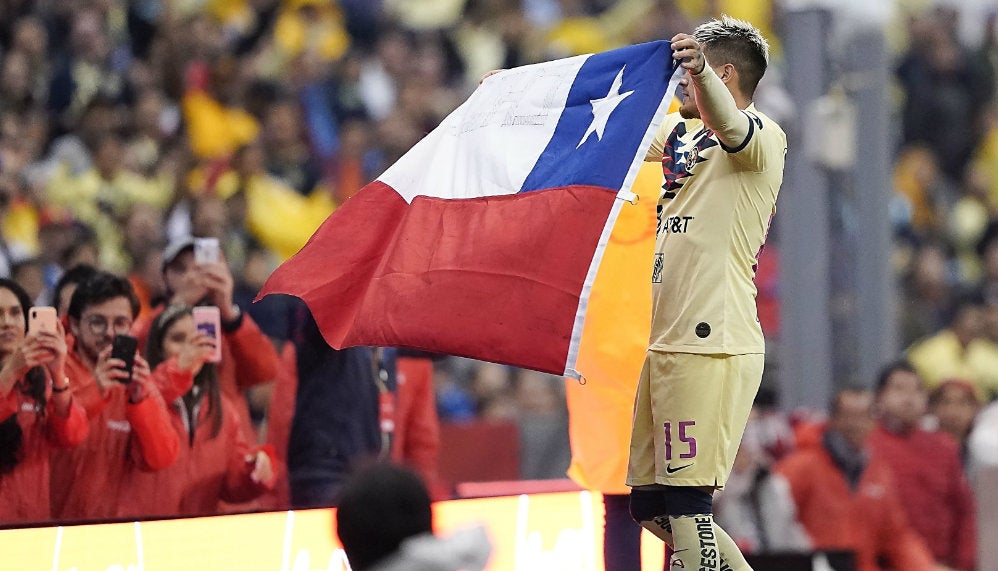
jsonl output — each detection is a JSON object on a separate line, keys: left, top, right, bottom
{"left": 371, "top": 348, "right": 395, "bottom": 459}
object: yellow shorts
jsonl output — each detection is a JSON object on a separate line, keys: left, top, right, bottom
{"left": 626, "top": 351, "right": 764, "bottom": 488}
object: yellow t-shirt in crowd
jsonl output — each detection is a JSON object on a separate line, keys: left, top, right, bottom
{"left": 907, "top": 330, "right": 998, "bottom": 401}
{"left": 644, "top": 104, "right": 786, "bottom": 355}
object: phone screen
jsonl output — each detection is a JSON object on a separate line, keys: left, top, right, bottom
{"left": 192, "top": 306, "right": 222, "bottom": 363}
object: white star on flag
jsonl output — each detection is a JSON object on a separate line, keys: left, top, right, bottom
{"left": 577, "top": 66, "right": 635, "bottom": 149}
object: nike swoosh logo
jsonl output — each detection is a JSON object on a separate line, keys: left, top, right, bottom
{"left": 670, "top": 548, "right": 689, "bottom": 568}
{"left": 665, "top": 463, "right": 692, "bottom": 474}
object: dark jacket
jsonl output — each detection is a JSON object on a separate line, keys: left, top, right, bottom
{"left": 287, "top": 303, "right": 395, "bottom": 506}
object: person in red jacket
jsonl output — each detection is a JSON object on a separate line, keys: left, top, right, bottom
{"left": 258, "top": 340, "right": 297, "bottom": 511}
{"left": 118, "top": 304, "right": 275, "bottom": 518}
{"left": 776, "top": 387, "right": 942, "bottom": 571}
{"left": 869, "top": 362, "right": 977, "bottom": 571}
{"left": 132, "top": 237, "right": 280, "bottom": 441}
{"left": 0, "top": 279, "right": 88, "bottom": 524}
{"left": 49, "top": 272, "right": 179, "bottom": 521}
{"left": 392, "top": 350, "right": 445, "bottom": 500}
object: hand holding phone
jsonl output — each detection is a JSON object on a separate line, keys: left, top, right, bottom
{"left": 194, "top": 237, "right": 220, "bottom": 265}
{"left": 192, "top": 306, "right": 222, "bottom": 363}
{"left": 110, "top": 334, "right": 139, "bottom": 383}
{"left": 28, "top": 307, "right": 58, "bottom": 335}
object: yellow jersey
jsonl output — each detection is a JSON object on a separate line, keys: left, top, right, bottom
{"left": 645, "top": 104, "right": 786, "bottom": 354}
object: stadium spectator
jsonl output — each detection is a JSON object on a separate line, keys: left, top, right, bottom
{"left": 257, "top": 339, "right": 298, "bottom": 511}
{"left": 898, "top": 240, "right": 956, "bottom": 348}
{"left": 896, "top": 8, "right": 994, "bottom": 184}
{"left": 969, "top": 394, "right": 998, "bottom": 466}
{"left": 49, "top": 264, "right": 98, "bottom": 323}
{"left": 118, "top": 304, "right": 275, "bottom": 518}
{"left": 929, "top": 379, "right": 982, "bottom": 465}
{"left": 286, "top": 301, "right": 387, "bottom": 508}
{"left": 0, "top": 278, "right": 87, "bottom": 523}
{"left": 336, "top": 462, "right": 491, "bottom": 571}
{"left": 869, "top": 361, "right": 977, "bottom": 571}
{"left": 907, "top": 290, "right": 998, "bottom": 400}
{"left": 776, "top": 387, "right": 938, "bottom": 571}
{"left": 134, "top": 237, "right": 281, "bottom": 440}
{"left": 392, "top": 350, "right": 445, "bottom": 500}
{"left": 49, "top": 271, "right": 178, "bottom": 520}
{"left": 515, "top": 369, "right": 570, "bottom": 480}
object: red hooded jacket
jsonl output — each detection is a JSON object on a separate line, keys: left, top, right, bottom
{"left": 869, "top": 424, "right": 977, "bottom": 571}
{"left": 776, "top": 433, "right": 936, "bottom": 571}
{"left": 392, "top": 355, "right": 444, "bottom": 500}
{"left": 134, "top": 306, "right": 280, "bottom": 439}
{"left": 49, "top": 346, "right": 179, "bottom": 520}
{"left": 0, "top": 385, "right": 88, "bottom": 524}
{"left": 117, "top": 384, "right": 275, "bottom": 518}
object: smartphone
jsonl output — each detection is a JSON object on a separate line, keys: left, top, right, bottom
{"left": 110, "top": 334, "right": 138, "bottom": 383}
{"left": 28, "top": 306, "right": 58, "bottom": 334}
{"left": 194, "top": 237, "right": 220, "bottom": 265}
{"left": 192, "top": 306, "right": 222, "bottom": 363}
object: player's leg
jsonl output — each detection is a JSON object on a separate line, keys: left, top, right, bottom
{"left": 627, "top": 352, "right": 762, "bottom": 570}
{"left": 705, "top": 353, "right": 765, "bottom": 571}
{"left": 629, "top": 484, "right": 750, "bottom": 570}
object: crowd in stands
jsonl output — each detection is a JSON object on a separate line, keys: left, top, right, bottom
{"left": 715, "top": 364, "right": 987, "bottom": 571}
{"left": 0, "top": 1, "right": 996, "bottom": 569}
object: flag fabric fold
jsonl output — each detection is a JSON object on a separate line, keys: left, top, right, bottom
{"left": 258, "top": 40, "right": 679, "bottom": 376}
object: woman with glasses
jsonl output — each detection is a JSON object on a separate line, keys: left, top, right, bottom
{"left": 0, "top": 279, "right": 88, "bottom": 523}
{"left": 118, "top": 304, "right": 275, "bottom": 518}
{"left": 49, "top": 271, "right": 179, "bottom": 520}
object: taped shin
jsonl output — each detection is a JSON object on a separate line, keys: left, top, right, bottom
{"left": 713, "top": 523, "right": 752, "bottom": 571}
{"left": 669, "top": 513, "right": 722, "bottom": 571}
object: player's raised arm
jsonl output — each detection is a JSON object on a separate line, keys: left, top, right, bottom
{"left": 671, "top": 33, "right": 750, "bottom": 150}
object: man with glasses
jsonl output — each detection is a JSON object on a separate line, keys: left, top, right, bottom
{"left": 50, "top": 271, "right": 179, "bottom": 520}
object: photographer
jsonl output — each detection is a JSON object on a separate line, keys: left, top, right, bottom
{"left": 49, "top": 271, "right": 178, "bottom": 520}
{"left": 0, "top": 279, "right": 88, "bottom": 523}
{"left": 118, "top": 304, "right": 275, "bottom": 518}
{"left": 133, "top": 237, "right": 280, "bottom": 440}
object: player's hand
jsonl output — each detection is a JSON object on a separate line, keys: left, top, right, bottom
{"left": 671, "top": 33, "right": 706, "bottom": 75}
{"left": 479, "top": 69, "right": 504, "bottom": 84}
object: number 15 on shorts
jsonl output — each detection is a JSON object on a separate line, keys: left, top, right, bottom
{"left": 664, "top": 420, "right": 697, "bottom": 460}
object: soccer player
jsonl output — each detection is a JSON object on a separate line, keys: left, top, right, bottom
{"left": 627, "top": 16, "right": 787, "bottom": 571}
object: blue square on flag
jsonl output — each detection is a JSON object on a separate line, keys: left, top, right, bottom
{"left": 521, "top": 42, "right": 677, "bottom": 193}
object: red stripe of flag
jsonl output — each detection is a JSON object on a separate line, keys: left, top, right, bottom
{"left": 258, "top": 181, "right": 619, "bottom": 374}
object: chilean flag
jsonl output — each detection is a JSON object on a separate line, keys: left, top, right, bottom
{"left": 258, "top": 41, "right": 679, "bottom": 377}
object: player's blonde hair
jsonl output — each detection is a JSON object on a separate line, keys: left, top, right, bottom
{"left": 692, "top": 15, "right": 770, "bottom": 95}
